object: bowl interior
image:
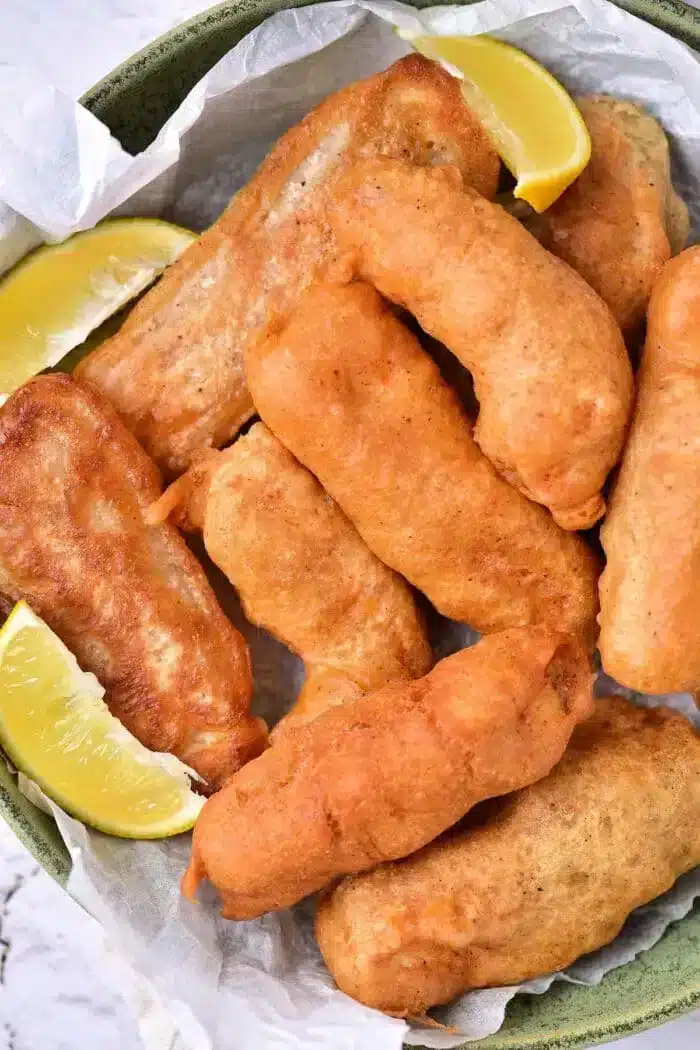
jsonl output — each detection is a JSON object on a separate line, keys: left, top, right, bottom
{"left": 3, "top": 1, "right": 700, "bottom": 1047}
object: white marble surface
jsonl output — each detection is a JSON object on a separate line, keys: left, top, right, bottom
{"left": 0, "top": 820, "right": 142, "bottom": 1050}
{"left": 1, "top": 1, "right": 700, "bottom": 1048}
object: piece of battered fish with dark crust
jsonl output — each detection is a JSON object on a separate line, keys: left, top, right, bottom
{"left": 182, "top": 626, "right": 593, "bottom": 919}
{"left": 0, "top": 375, "right": 265, "bottom": 790}
{"left": 516, "top": 96, "right": 689, "bottom": 340}
{"left": 316, "top": 697, "right": 700, "bottom": 1016}
{"left": 75, "top": 56, "right": 499, "bottom": 477}
{"left": 247, "top": 282, "right": 600, "bottom": 642}
{"left": 326, "top": 157, "right": 633, "bottom": 531}
{"left": 149, "top": 422, "right": 432, "bottom": 737}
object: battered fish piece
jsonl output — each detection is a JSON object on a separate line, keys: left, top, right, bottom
{"left": 316, "top": 697, "right": 700, "bottom": 1016}
{"left": 76, "top": 56, "right": 499, "bottom": 477}
{"left": 150, "top": 423, "right": 432, "bottom": 735}
{"left": 326, "top": 158, "right": 633, "bottom": 530}
{"left": 600, "top": 247, "right": 700, "bottom": 694}
{"left": 182, "top": 626, "right": 594, "bottom": 919}
{"left": 247, "top": 282, "right": 599, "bottom": 640}
{"left": 0, "top": 375, "right": 265, "bottom": 789}
{"left": 517, "top": 97, "right": 689, "bottom": 339}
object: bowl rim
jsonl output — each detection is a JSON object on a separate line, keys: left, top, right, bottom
{"left": 3, "top": 1, "right": 700, "bottom": 1047}
{"left": 80, "top": 0, "right": 700, "bottom": 115}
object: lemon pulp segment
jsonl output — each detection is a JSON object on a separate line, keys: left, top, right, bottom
{"left": 406, "top": 34, "right": 591, "bottom": 212}
{"left": 0, "top": 218, "right": 195, "bottom": 399}
{"left": 0, "top": 602, "right": 204, "bottom": 838}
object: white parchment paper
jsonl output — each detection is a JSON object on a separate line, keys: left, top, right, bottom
{"left": 4, "top": 1, "right": 700, "bottom": 1047}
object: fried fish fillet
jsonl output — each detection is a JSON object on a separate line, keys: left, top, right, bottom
{"left": 316, "top": 696, "right": 700, "bottom": 1016}
{"left": 517, "top": 97, "right": 689, "bottom": 339}
{"left": 600, "top": 247, "right": 700, "bottom": 694}
{"left": 149, "top": 422, "right": 432, "bottom": 736}
{"left": 247, "top": 282, "right": 599, "bottom": 641}
{"left": 0, "top": 375, "right": 265, "bottom": 789}
{"left": 182, "top": 626, "right": 593, "bottom": 919}
{"left": 325, "top": 157, "right": 633, "bottom": 530}
{"left": 75, "top": 56, "right": 499, "bottom": 477}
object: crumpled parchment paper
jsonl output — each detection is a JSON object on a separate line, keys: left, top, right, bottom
{"left": 3, "top": 1, "right": 700, "bottom": 1047}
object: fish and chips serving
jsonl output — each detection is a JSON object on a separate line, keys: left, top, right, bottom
{"left": 3, "top": 18, "right": 700, "bottom": 1034}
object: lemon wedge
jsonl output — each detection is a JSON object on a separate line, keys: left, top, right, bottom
{"left": 0, "top": 602, "right": 204, "bottom": 838}
{"left": 405, "top": 34, "right": 591, "bottom": 212}
{"left": 0, "top": 218, "right": 195, "bottom": 400}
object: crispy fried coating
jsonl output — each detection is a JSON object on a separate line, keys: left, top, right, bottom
{"left": 600, "top": 247, "right": 700, "bottom": 693}
{"left": 75, "top": 56, "right": 499, "bottom": 477}
{"left": 326, "top": 157, "right": 633, "bottom": 530}
{"left": 517, "top": 97, "right": 689, "bottom": 339}
{"left": 316, "top": 696, "right": 700, "bottom": 1016}
{"left": 182, "top": 626, "right": 594, "bottom": 919}
{"left": 247, "top": 282, "right": 599, "bottom": 640}
{"left": 151, "top": 422, "right": 432, "bottom": 735}
{"left": 0, "top": 375, "right": 265, "bottom": 789}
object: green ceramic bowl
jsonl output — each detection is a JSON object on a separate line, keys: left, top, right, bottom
{"left": 3, "top": 0, "right": 700, "bottom": 1046}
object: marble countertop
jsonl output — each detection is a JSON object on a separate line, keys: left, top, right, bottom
{"left": 1, "top": 2, "right": 699, "bottom": 1047}
{"left": 0, "top": 821, "right": 142, "bottom": 1050}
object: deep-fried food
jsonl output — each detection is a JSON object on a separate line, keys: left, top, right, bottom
{"left": 0, "top": 375, "right": 265, "bottom": 789}
{"left": 600, "top": 247, "right": 700, "bottom": 693}
{"left": 75, "top": 56, "right": 500, "bottom": 477}
{"left": 247, "top": 282, "right": 600, "bottom": 640}
{"left": 316, "top": 697, "right": 700, "bottom": 1015}
{"left": 517, "top": 96, "right": 689, "bottom": 339}
{"left": 183, "top": 628, "right": 593, "bottom": 918}
{"left": 326, "top": 157, "right": 633, "bottom": 529}
{"left": 149, "top": 422, "right": 432, "bottom": 736}
{"left": 248, "top": 281, "right": 600, "bottom": 637}
{"left": 154, "top": 425, "right": 431, "bottom": 735}
{"left": 181, "top": 626, "right": 593, "bottom": 919}
{"left": 0, "top": 377, "right": 265, "bottom": 789}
